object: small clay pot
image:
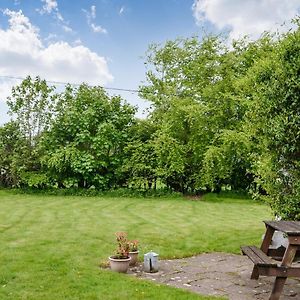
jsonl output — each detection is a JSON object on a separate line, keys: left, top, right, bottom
{"left": 109, "top": 256, "right": 131, "bottom": 273}
{"left": 129, "top": 251, "right": 139, "bottom": 266}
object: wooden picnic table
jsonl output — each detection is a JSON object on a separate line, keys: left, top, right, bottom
{"left": 241, "top": 221, "right": 300, "bottom": 300}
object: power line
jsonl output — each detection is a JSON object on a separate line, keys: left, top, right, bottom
{"left": 0, "top": 74, "right": 192, "bottom": 98}
{"left": 0, "top": 75, "right": 142, "bottom": 94}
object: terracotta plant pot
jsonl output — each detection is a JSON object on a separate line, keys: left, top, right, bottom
{"left": 129, "top": 251, "right": 139, "bottom": 266}
{"left": 109, "top": 256, "right": 131, "bottom": 273}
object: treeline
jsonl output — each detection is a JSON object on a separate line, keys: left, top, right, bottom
{"left": 0, "top": 20, "right": 300, "bottom": 219}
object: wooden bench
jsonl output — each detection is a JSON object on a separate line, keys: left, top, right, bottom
{"left": 242, "top": 221, "right": 300, "bottom": 300}
{"left": 241, "top": 245, "right": 278, "bottom": 279}
{"left": 241, "top": 245, "right": 277, "bottom": 267}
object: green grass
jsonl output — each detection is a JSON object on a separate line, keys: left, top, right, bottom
{"left": 0, "top": 190, "right": 271, "bottom": 300}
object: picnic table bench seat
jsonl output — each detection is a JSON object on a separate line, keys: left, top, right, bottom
{"left": 241, "top": 245, "right": 278, "bottom": 267}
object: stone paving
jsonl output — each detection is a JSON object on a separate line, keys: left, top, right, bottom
{"left": 128, "top": 253, "right": 300, "bottom": 300}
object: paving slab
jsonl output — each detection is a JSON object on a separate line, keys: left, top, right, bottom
{"left": 128, "top": 253, "right": 300, "bottom": 300}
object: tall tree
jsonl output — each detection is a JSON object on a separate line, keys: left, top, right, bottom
{"left": 3, "top": 76, "right": 57, "bottom": 187}
{"left": 122, "top": 119, "right": 158, "bottom": 189}
{"left": 0, "top": 121, "right": 25, "bottom": 187}
{"left": 241, "top": 23, "right": 300, "bottom": 219}
{"left": 41, "top": 84, "right": 136, "bottom": 189}
{"left": 7, "top": 76, "right": 57, "bottom": 146}
{"left": 139, "top": 36, "right": 269, "bottom": 192}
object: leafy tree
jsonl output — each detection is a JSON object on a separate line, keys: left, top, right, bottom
{"left": 3, "top": 76, "right": 57, "bottom": 187}
{"left": 41, "top": 84, "right": 136, "bottom": 189}
{"left": 241, "top": 23, "right": 300, "bottom": 219}
{"left": 0, "top": 122, "right": 24, "bottom": 187}
{"left": 140, "top": 36, "right": 266, "bottom": 192}
{"left": 7, "top": 76, "right": 57, "bottom": 146}
{"left": 122, "top": 119, "right": 158, "bottom": 189}
{"left": 199, "top": 35, "right": 275, "bottom": 191}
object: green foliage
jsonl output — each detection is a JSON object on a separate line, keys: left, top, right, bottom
{"left": 122, "top": 119, "right": 158, "bottom": 189}
{"left": 239, "top": 24, "right": 300, "bottom": 219}
{"left": 201, "top": 130, "right": 253, "bottom": 191}
{"left": 40, "top": 84, "right": 136, "bottom": 189}
{"left": 7, "top": 75, "right": 57, "bottom": 145}
{"left": 1, "top": 76, "right": 57, "bottom": 187}
{"left": 1, "top": 19, "right": 300, "bottom": 220}
{"left": 139, "top": 21, "right": 300, "bottom": 219}
{"left": 140, "top": 35, "right": 265, "bottom": 192}
{"left": 10, "top": 187, "right": 179, "bottom": 198}
{"left": 0, "top": 121, "right": 24, "bottom": 186}
{"left": 19, "top": 171, "right": 50, "bottom": 188}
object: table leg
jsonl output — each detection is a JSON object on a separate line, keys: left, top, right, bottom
{"left": 270, "top": 277, "right": 287, "bottom": 300}
{"left": 261, "top": 226, "right": 275, "bottom": 253}
{"left": 251, "top": 225, "right": 275, "bottom": 280}
{"left": 251, "top": 265, "right": 259, "bottom": 279}
{"left": 269, "top": 244, "right": 298, "bottom": 300}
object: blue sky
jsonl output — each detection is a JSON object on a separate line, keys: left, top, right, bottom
{"left": 0, "top": 0, "right": 299, "bottom": 124}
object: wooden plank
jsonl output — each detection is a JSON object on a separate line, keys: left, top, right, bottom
{"left": 264, "top": 221, "right": 293, "bottom": 233}
{"left": 241, "top": 246, "right": 277, "bottom": 267}
{"left": 281, "top": 244, "right": 298, "bottom": 265}
{"left": 242, "top": 246, "right": 263, "bottom": 264}
{"left": 288, "top": 236, "right": 300, "bottom": 245}
{"left": 264, "top": 221, "right": 300, "bottom": 235}
{"left": 258, "top": 266, "right": 300, "bottom": 277}
{"left": 250, "top": 226, "right": 276, "bottom": 279}
{"left": 251, "top": 265, "right": 259, "bottom": 280}
{"left": 270, "top": 277, "right": 286, "bottom": 300}
{"left": 269, "top": 244, "right": 298, "bottom": 300}
{"left": 254, "top": 246, "right": 271, "bottom": 262}
{"left": 261, "top": 226, "right": 275, "bottom": 253}
{"left": 286, "top": 221, "right": 300, "bottom": 232}
{"left": 284, "top": 222, "right": 300, "bottom": 235}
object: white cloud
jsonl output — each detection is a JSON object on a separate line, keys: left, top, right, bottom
{"left": 44, "top": 33, "right": 58, "bottom": 43}
{"left": 91, "top": 5, "right": 96, "bottom": 19}
{"left": 62, "top": 25, "right": 73, "bottom": 33}
{"left": 192, "top": 0, "right": 300, "bottom": 41}
{"left": 55, "top": 11, "right": 64, "bottom": 22}
{"left": 83, "top": 5, "right": 107, "bottom": 34}
{"left": 0, "top": 78, "right": 19, "bottom": 101}
{"left": 119, "top": 6, "right": 125, "bottom": 15}
{"left": 37, "top": 0, "right": 74, "bottom": 33}
{"left": 90, "top": 23, "right": 107, "bottom": 34}
{"left": 73, "top": 38, "right": 82, "bottom": 46}
{"left": 0, "top": 9, "right": 113, "bottom": 102}
{"left": 38, "top": 0, "right": 58, "bottom": 14}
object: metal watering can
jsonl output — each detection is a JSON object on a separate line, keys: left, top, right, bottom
{"left": 144, "top": 251, "right": 159, "bottom": 273}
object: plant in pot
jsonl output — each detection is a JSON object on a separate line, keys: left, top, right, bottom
{"left": 109, "top": 232, "right": 131, "bottom": 273}
{"left": 128, "top": 240, "right": 139, "bottom": 266}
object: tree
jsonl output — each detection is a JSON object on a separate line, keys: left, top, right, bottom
{"left": 0, "top": 122, "right": 25, "bottom": 187}
{"left": 122, "top": 119, "right": 158, "bottom": 189}
{"left": 2, "top": 76, "right": 57, "bottom": 187}
{"left": 41, "top": 84, "right": 136, "bottom": 189}
{"left": 241, "top": 22, "right": 300, "bottom": 219}
{"left": 139, "top": 35, "right": 269, "bottom": 192}
{"left": 7, "top": 76, "right": 57, "bottom": 146}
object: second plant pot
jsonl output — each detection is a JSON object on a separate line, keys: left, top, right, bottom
{"left": 129, "top": 251, "right": 139, "bottom": 266}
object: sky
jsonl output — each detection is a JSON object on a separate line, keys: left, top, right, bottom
{"left": 0, "top": 0, "right": 299, "bottom": 124}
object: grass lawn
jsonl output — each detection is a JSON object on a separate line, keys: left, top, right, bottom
{"left": 0, "top": 190, "right": 271, "bottom": 300}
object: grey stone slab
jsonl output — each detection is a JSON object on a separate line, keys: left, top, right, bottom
{"left": 127, "top": 252, "right": 300, "bottom": 300}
